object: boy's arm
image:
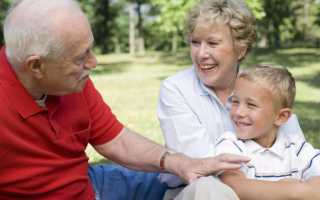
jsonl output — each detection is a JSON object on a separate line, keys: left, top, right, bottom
{"left": 302, "top": 177, "right": 320, "bottom": 199}
{"left": 221, "top": 171, "right": 320, "bottom": 200}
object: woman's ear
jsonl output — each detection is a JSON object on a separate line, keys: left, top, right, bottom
{"left": 274, "top": 108, "right": 292, "bottom": 127}
{"left": 25, "top": 55, "right": 44, "bottom": 79}
{"left": 237, "top": 45, "right": 248, "bottom": 61}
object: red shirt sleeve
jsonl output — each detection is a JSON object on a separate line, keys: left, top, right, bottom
{"left": 83, "top": 79, "right": 123, "bottom": 145}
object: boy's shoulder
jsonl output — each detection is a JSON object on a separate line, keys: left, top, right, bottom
{"left": 215, "top": 131, "right": 246, "bottom": 155}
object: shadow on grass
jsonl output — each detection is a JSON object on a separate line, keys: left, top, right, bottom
{"left": 93, "top": 62, "right": 131, "bottom": 75}
{"left": 244, "top": 48, "right": 320, "bottom": 68}
{"left": 158, "top": 50, "right": 192, "bottom": 67}
{"left": 296, "top": 71, "right": 320, "bottom": 89}
{"left": 294, "top": 101, "right": 320, "bottom": 148}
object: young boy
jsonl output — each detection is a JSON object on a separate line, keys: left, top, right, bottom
{"left": 215, "top": 65, "right": 320, "bottom": 199}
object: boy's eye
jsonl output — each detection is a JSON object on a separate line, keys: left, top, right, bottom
{"left": 208, "top": 41, "right": 218, "bottom": 46}
{"left": 247, "top": 103, "right": 257, "bottom": 108}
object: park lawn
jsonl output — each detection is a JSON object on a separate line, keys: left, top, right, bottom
{"left": 86, "top": 48, "right": 320, "bottom": 163}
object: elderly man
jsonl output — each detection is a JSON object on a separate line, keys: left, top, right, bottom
{"left": 0, "top": 0, "right": 249, "bottom": 199}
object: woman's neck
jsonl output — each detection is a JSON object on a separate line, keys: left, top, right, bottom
{"left": 214, "top": 88, "right": 233, "bottom": 105}
{"left": 208, "top": 80, "right": 236, "bottom": 105}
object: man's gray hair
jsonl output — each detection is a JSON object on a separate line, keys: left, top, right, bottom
{"left": 3, "top": 0, "right": 83, "bottom": 67}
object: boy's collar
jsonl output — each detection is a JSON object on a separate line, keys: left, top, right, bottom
{"left": 244, "top": 131, "right": 294, "bottom": 159}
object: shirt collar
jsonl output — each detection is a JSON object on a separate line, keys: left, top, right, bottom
{"left": 244, "top": 130, "right": 293, "bottom": 159}
{"left": 0, "top": 47, "right": 47, "bottom": 118}
{"left": 192, "top": 66, "right": 209, "bottom": 96}
{"left": 194, "top": 67, "right": 232, "bottom": 112}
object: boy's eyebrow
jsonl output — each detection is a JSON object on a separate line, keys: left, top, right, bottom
{"left": 245, "top": 97, "right": 258, "bottom": 103}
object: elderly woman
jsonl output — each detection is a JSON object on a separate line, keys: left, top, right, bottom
{"left": 158, "top": 0, "right": 304, "bottom": 199}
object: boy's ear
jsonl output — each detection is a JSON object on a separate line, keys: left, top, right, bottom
{"left": 24, "top": 55, "right": 45, "bottom": 79}
{"left": 274, "top": 108, "right": 292, "bottom": 127}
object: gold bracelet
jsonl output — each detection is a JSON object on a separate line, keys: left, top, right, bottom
{"left": 160, "top": 151, "right": 170, "bottom": 171}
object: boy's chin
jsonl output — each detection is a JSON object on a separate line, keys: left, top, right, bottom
{"left": 236, "top": 133, "right": 252, "bottom": 140}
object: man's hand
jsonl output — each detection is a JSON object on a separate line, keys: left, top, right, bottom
{"left": 165, "top": 153, "right": 250, "bottom": 184}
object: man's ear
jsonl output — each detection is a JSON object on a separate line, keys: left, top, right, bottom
{"left": 274, "top": 108, "right": 292, "bottom": 127}
{"left": 25, "top": 55, "right": 44, "bottom": 79}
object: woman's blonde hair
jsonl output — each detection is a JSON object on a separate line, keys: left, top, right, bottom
{"left": 186, "top": 0, "right": 256, "bottom": 58}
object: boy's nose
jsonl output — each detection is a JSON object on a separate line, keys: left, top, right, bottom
{"left": 235, "top": 105, "right": 247, "bottom": 117}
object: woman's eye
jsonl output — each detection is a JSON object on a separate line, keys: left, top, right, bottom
{"left": 231, "top": 100, "right": 239, "bottom": 105}
{"left": 191, "top": 40, "right": 200, "bottom": 45}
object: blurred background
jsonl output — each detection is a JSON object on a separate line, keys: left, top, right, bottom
{"left": 0, "top": 0, "right": 319, "bottom": 163}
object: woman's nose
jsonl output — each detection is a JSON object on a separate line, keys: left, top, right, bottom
{"left": 198, "top": 42, "right": 210, "bottom": 59}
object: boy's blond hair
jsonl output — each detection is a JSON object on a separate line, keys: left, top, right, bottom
{"left": 238, "top": 64, "right": 296, "bottom": 109}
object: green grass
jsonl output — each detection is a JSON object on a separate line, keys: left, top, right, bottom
{"left": 86, "top": 48, "right": 320, "bottom": 163}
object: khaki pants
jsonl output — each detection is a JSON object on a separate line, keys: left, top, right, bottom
{"left": 163, "top": 176, "right": 239, "bottom": 200}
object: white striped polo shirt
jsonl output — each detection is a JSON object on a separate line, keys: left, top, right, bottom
{"left": 215, "top": 131, "right": 320, "bottom": 181}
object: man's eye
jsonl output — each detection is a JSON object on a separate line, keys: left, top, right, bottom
{"left": 75, "top": 57, "right": 85, "bottom": 65}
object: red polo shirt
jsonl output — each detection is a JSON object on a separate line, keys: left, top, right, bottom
{"left": 0, "top": 48, "right": 123, "bottom": 199}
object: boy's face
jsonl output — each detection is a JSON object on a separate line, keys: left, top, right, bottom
{"left": 230, "top": 78, "right": 281, "bottom": 147}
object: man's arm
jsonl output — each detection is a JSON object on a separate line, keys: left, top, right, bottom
{"left": 94, "top": 127, "right": 250, "bottom": 183}
{"left": 221, "top": 170, "right": 320, "bottom": 200}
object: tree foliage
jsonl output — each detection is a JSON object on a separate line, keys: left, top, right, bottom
{"left": 0, "top": 0, "right": 10, "bottom": 45}
{"left": 0, "top": 0, "right": 319, "bottom": 51}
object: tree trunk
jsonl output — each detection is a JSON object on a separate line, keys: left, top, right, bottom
{"left": 114, "top": 37, "right": 121, "bottom": 54}
{"left": 135, "top": 1, "right": 145, "bottom": 55}
{"left": 171, "top": 32, "right": 178, "bottom": 53}
{"left": 303, "top": 0, "right": 310, "bottom": 43}
{"left": 129, "top": 3, "right": 136, "bottom": 55}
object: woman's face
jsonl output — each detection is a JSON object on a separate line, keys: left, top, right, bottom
{"left": 190, "top": 19, "right": 246, "bottom": 91}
